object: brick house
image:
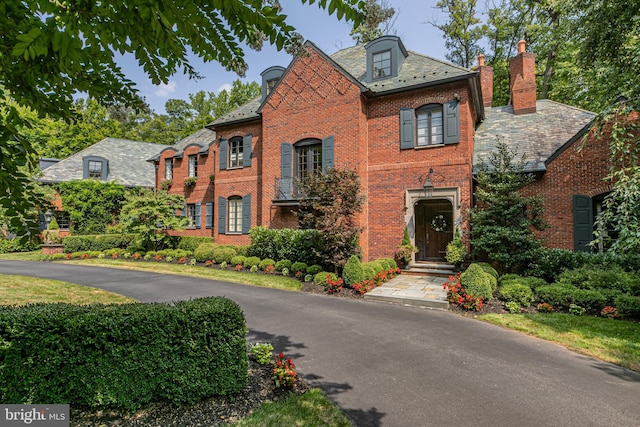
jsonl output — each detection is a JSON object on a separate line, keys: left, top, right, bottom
{"left": 154, "top": 36, "right": 610, "bottom": 262}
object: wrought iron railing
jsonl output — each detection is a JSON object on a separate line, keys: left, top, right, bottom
{"left": 274, "top": 177, "right": 300, "bottom": 201}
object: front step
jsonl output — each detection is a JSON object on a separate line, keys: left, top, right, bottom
{"left": 404, "top": 262, "right": 455, "bottom": 278}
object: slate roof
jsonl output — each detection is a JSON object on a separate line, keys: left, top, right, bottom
{"left": 210, "top": 40, "right": 475, "bottom": 127}
{"left": 150, "top": 128, "right": 217, "bottom": 160}
{"left": 39, "top": 138, "right": 170, "bottom": 188}
{"left": 474, "top": 100, "right": 596, "bottom": 173}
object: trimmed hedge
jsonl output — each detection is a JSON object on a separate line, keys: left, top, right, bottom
{"left": 275, "top": 260, "right": 292, "bottom": 272}
{"left": 243, "top": 256, "right": 260, "bottom": 269}
{"left": 178, "top": 236, "right": 215, "bottom": 252}
{"left": 63, "top": 234, "right": 137, "bottom": 253}
{"left": 306, "top": 264, "right": 323, "bottom": 275}
{"left": 343, "top": 255, "right": 364, "bottom": 286}
{"left": 535, "top": 284, "right": 576, "bottom": 310}
{"left": 194, "top": 243, "right": 217, "bottom": 262}
{"left": 259, "top": 259, "right": 276, "bottom": 271}
{"left": 291, "top": 262, "right": 308, "bottom": 275}
{"left": 460, "top": 263, "right": 494, "bottom": 300}
{"left": 614, "top": 294, "right": 640, "bottom": 318}
{"left": 231, "top": 255, "right": 247, "bottom": 267}
{"left": 247, "top": 227, "right": 320, "bottom": 266}
{"left": 499, "top": 282, "right": 534, "bottom": 307}
{"left": 0, "top": 298, "right": 248, "bottom": 411}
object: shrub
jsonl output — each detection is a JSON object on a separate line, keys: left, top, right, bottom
{"left": 250, "top": 265, "right": 258, "bottom": 273}
{"left": 342, "top": 256, "right": 364, "bottom": 286}
{"left": 275, "top": 260, "right": 292, "bottom": 272}
{"left": 499, "top": 282, "right": 534, "bottom": 307}
{"left": 213, "top": 246, "right": 237, "bottom": 264}
{"left": 248, "top": 227, "right": 320, "bottom": 265}
{"left": 281, "top": 267, "right": 289, "bottom": 277}
{"left": 475, "top": 262, "right": 499, "bottom": 279}
{"left": 250, "top": 343, "right": 273, "bottom": 365}
{"left": 243, "top": 256, "right": 260, "bottom": 269}
{"left": 273, "top": 352, "right": 297, "bottom": 389}
{"left": 236, "top": 245, "right": 250, "bottom": 257}
{"left": 231, "top": 256, "right": 247, "bottom": 267}
{"left": 178, "top": 236, "right": 215, "bottom": 252}
{"left": 460, "top": 263, "right": 495, "bottom": 301}
{"left": 0, "top": 298, "right": 248, "bottom": 411}
{"left": 537, "top": 302, "right": 555, "bottom": 313}
{"left": 557, "top": 267, "right": 639, "bottom": 296}
{"left": 614, "top": 294, "right": 640, "bottom": 318}
{"left": 505, "top": 301, "right": 521, "bottom": 313}
{"left": 379, "top": 258, "right": 397, "bottom": 270}
{"left": 259, "top": 259, "right": 276, "bottom": 271}
{"left": 314, "top": 271, "right": 338, "bottom": 287}
{"left": 63, "top": 234, "right": 137, "bottom": 253}
{"left": 366, "top": 260, "right": 386, "bottom": 276}
{"left": 193, "top": 243, "right": 217, "bottom": 262}
{"left": 306, "top": 264, "right": 323, "bottom": 275}
{"left": 536, "top": 284, "right": 576, "bottom": 309}
{"left": 572, "top": 289, "right": 607, "bottom": 314}
{"left": 0, "top": 238, "right": 40, "bottom": 254}
{"left": 362, "top": 264, "right": 376, "bottom": 281}
{"left": 601, "top": 306, "right": 619, "bottom": 319}
{"left": 445, "top": 274, "right": 484, "bottom": 311}
{"left": 445, "top": 235, "right": 466, "bottom": 265}
{"left": 569, "top": 304, "right": 586, "bottom": 316}
{"left": 291, "top": 261, "right": 308, "bottom": 275}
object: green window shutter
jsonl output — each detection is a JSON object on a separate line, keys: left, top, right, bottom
{"left": 218, "top": 197, "right": 226, "bottom": 234}
{"left": 573, "top": 195, "right": 593, "bottom": 252}
{"left": 195, "top": 203, "right": 201, "bottom": 229}
{"left": 219, "top": 139, "right": 228, "bottom": 170}
{"left": 241, "top": 194, "right": 251, "bottom": 234}
{"left": 322, "top": 135, "right": 334, "bottom": 172}
{"left": 281, "top": 142, "right": 293, "bottom": 199}
{"left": 400, "top": 108, "right": 415, "bottom": 150}
{"left": 243, "top": 134, "right": 252, "bottom": 167}
{"left": 205, "top": 202, "right": 213, "bottom": 229}
{"left": 443, "top": 100, "right": 460, "bottom": 145}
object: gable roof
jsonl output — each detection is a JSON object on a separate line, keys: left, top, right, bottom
{"left": 150, "top": 128, "right": 217, "bottom": 160}
{"left": 39, "top": 138, "right": 170, "bottom": 188}
{"left": 209, "top": 38, "right": 479, "bottom": 127}
{"left": 473, "top": 100, "right": 596, "bottom": 173}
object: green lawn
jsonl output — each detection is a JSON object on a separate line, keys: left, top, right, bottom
{"left": 479, "top": 313, "right": 640, "bottom": 372}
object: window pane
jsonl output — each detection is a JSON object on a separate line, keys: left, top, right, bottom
{"left": 373, "top": 50, "right": 391, "bottom": 78}
{"left": 228, "top": 198, "right": 242, "bottom": 233}
{"left": 165, "top": 161, "right": 172, "bottom": 180}
{"left": 88, "top": 161, "right": 102, "bottom": 178}
{"left": 188, "top": 156, "right": 197, "bottom": 177}
{"left": 229, "top": 139, "right": 243, "bottom": 168}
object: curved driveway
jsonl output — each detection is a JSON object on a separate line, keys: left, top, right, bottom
{"left": 1, "top": 261, "right": 639, "bottom": 427}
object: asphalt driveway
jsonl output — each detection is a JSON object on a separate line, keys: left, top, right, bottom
{"left": 1, "top": 261, "right": 639, "bottom": 426}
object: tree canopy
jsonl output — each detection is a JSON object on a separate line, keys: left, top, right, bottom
{"left": 0, "top": 0, "right": 365, "bottom": 239}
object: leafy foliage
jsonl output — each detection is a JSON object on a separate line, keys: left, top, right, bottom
{"left": 470, "top": 141, "right": 548, "bottom": 273}
{"left": 350, "top": 0, "right": 396, "bottom": 44}
{"left": 118, "top": 189, "right": 188, "bottom": 252}
{"left": 57, "top": 180, "right": 128, "bottom": 234}
{"left": 248, "top": 227, "right": 320, "bottom": 266}
{"left": 342, "top": 255, "right": 365, "bottom": 286}
{"left": 297, "top": 168, "right": 365, "bottom": 273}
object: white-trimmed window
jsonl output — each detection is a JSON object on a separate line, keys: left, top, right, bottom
{"left": 228, "top": 196, "right": 243, "bottom": 233}
{"left": 186, "top": 204, "right": 196, "bottom": 228}
{"left": 188, "top": 155, "right": 197, "bottom": 177}
{"left": 88, "top": 160, "right": 103, "bottom": 179}
{"left": 165, "top": 159, "right": 173, "bottom": 180}
{"left": 416, "top": 105, "right": 444, "bottom": 146}
{"left": 229, "top": 137, "right": 243, "bottom": 169}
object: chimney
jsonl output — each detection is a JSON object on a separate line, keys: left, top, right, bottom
{"left": 509, "top": 40, "right": 536, "bottom": 115}
{"left": 477, "top": 54, "right": 493, "bottom": 108}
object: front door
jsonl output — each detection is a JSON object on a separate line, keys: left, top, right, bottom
{"left": 415, "top": 200, "right": 453, "bottom": 261}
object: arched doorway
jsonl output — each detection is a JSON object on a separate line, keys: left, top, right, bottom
{"left": 414, "top": 199, "right": 454, "bottom": 261}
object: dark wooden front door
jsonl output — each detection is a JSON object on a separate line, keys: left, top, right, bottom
{"left": 415, "top": 200, "right": 453, "bottom": 261}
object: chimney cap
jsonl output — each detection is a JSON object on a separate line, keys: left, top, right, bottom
{"left": 517, "top": 39, "right": 526, "bottom": 54}
{"left": 478, "top": 54, "right": 485, "bottom": 67}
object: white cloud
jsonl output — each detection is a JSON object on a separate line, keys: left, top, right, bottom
{"left": 154, "top": 80, "right": 177, "bottom": 97}
{"left": 217, "top": 83, "right": 232, "bottom": 94}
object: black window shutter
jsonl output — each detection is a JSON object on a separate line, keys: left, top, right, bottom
{"left": 443, "top": 100, "right": 460, "bottom": 145}
{"left": 241, "top": 194, "right": 251, "bottom": 234}
{"left": 218, "top": 197, "right": 226, "bottom": 234}
{"left": 205, "top": 202, "right": 213, "bottom": 229}
{"left": 573, "top": 195, "right": 593, "bottom": 252}
{"left": 400, "top": 108, "right": 415, "bottom": 150}
{"left": 322, "top": 136, "right": 334, "bottom": 172}
{"left": 195, "top": 202, "right": 202, "bottom": 229}
{"left": 219, "top": 139, "right": 228, "bottom": 170}
{"left": 281, "top": 142, "right": 293, "bottom": 199}
{"left": 243, "top": 134, "right": 252, "bottom": 167}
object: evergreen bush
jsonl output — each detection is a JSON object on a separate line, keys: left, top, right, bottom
{"left": 614, "top": 294, "right": 640, "bottom": 318}
{"left": 178, "top": 236, "right": 215, "bottom": 252}
{"left": 499, "top": 282, "right": 534, "bottom": 307}
{"left": 291, "top": 261, "right": 308, "bottom": 275}
{"left": 275, "top": 260, "right": 292, "bottom": 272}
{"left": 314, "top": 272, "right": 338, "bottom": 287}
{"left": 306, "top": 264, "right": 323, "bottom": 275}
{"left": 193, "top": 243, "right": 217, "bottom": 262}
{"left": 343, "top": 255, "right": 364, "bottom": 286}
{"left": 243, "top": 256, "right": 260, "bottom": 269}
{"left": 460, "top": 263, "right": 494, "bottom": 300}
{"left": 213, "top": 246, "right": 237, "bottom": 264}
{"left": 231, "top": 256, "right": 247, "bottom": 267}
{"left": 535, "top": 284, "right": 576, "bottom": 309}
{"left": 259, "top": 259, "right": 276, "bottom": 271}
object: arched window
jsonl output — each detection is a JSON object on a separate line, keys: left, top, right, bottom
{"left": 416, "top": 104, "right": 444, "bottom": 146}
{"left": 295, "top": 138, "right": 322, "bottom": 181}
{"left": 227, "top": 196, "right": 243, "bottom": 233}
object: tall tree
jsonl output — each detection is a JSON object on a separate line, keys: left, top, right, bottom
{"left": 430, "top": 0, "right": 485, "bottom": 68}
{"left": 0, "top": 0, "right": 365, "bottom": 238}
{"left": 350, "top": 0, "right": 396, "bottom": 44}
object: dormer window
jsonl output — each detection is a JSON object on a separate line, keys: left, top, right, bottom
{"left": 82, "top": 155, "right": 108, "bottom": 180}
{"left": 373, "top": 50, "right": 392, "bottom": 79}
{"left": 261, "top": 66, "right": 285, "bottom": 100}
{"left": 365, "top": 35, "right": 408, "bottom": 82}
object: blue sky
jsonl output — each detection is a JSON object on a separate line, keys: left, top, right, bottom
{"left": 120, "top": 1, "right": 448, "bottom": 114}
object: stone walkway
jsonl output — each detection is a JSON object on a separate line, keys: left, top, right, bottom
{"left": 364, "top": 274, "right": 449, "bottom": 309}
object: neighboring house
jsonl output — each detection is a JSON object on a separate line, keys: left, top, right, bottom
{"left": 38, "top": 137, "right": 170, "bottom": 231}
{"left": 153, "top": 36, "right": 610, "bottom": 263}
{"left": 149, "top": 128, "right": 217, "bottom": 234}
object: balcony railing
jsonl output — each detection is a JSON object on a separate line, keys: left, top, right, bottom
{"left": 273, "top": 177, "right": 301, "bottom": 205}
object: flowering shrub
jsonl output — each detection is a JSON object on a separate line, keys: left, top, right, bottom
{"left": 295, "top": 270, "right": 304, "bottom": 279}
{"left": 444, "top": 274, "right": 484, "bottom": 311}
{"left": 81, "top": 253, "right": 91, "bottom": 259}
{"left": 601, "top": 306, "right": 619, "bottom": 319}
{"left": 537, "top": 302, "right": 555, "bottom": 313}
{"left": 65, "top": 253, "right": 73, "bottom": 260}
{"left": 154, "top": 255, "right": 163, "bottom": 262}
{"left": 326, "top": 275, "right": 343, "bottom": 294}
{"left": 177, "top": 257, "right": 187, "bottom": 264}
{"left": 235, "top": 264, "right": 243, "bottom": 271}
{"left": 132, "top": 252, "right": 141, "bottom": 260}
{"left": 265, "top": 265, "right": 275, "bottom": 274}
{"left": 112, "top": 252, "right": 118, "bottom": 259}
{"left": 353, "top": 280, "right": 376, "bottom": 295}
{"left": 273, "top": 352, "right": 297, "bottom": 388}
{"left": 204, "top": 259, "right": 214, "bottom": 267}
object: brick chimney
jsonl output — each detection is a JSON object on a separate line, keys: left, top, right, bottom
{"left": 477, "top": 54, "right": 494, "bottom": 108}
{"left": 509, "top": 39, "right": 537, "bottom": 115}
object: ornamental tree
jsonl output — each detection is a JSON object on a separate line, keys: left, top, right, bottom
{"left": 470, "top": 140, "right": 548, "bottom": 273}
{"left": 296, "top": 168, "right": 365, "bottom": 273}
{"left": 1, "top": 0, "right": 365, "bottom": 239}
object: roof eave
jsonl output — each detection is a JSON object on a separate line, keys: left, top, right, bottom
{"left": 207, "top": 115, "right": 261, "bottom": 130}
{"left": 364, "top": 72, "right": 478, "bottom": 98}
